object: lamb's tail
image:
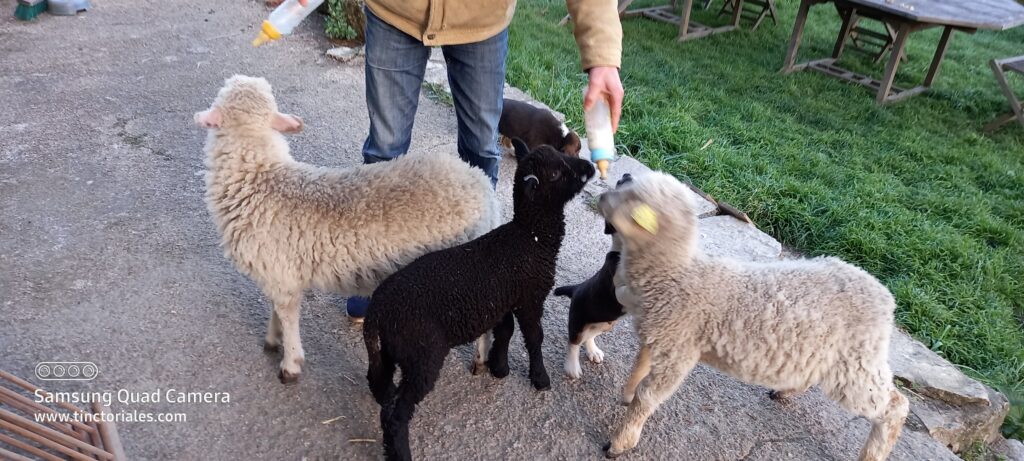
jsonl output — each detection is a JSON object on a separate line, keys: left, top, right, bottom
{"left": 553, "top": 285, "right": 577, "bottom": 298}
{"left": 857, "top": 389, "right": 909, "bottom": 461}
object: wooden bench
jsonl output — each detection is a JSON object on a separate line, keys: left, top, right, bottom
{"left": 717, "top": 0, "right": 778, "bottom": 30}
{"left": 984, "top": 56, "right": 1024, "bottom": 132}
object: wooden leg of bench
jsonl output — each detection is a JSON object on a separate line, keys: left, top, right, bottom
{"left": 990, "top": 59, "right": 1024, "bottom": 130}
{"left": 781, "top": 0, "right": 813, "bottom": 73}
{"left": 923, "top": 26, "right": 953, "bottom": 87}
{"left": 832, "top": 8, "right": 858, "bottom": 60}
{"left": 877, "top": 22, "right": 911, "bottom": 104}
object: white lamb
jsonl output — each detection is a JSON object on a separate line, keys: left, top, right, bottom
{"left": 597, "top": 171, "right": 908, "bottom": 461}
{"left": 194, "top": 75, "right": 500, "bottom": 383}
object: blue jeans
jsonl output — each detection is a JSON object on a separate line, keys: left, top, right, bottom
{"left": 362, "top": 8, "right": 507, "bottom": 185}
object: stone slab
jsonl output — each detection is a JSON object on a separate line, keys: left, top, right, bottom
{"left": 698, "top": 215, "right": 783, "bottom": 262}
{"left": 907, "top": 384, "right": 1009, "bottom": 453}
{"left": 1003, "top": 438, "right": 1024, "bottom": 461}
{"left": 325, "top": 45, "right": 363, "bottom": 63}
{"left": 890, "top": 329, "right": 991, "bottom": 406}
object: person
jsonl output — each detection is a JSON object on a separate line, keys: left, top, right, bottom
{"left": 300, "top": 0, "right": 624, "bottom": 321}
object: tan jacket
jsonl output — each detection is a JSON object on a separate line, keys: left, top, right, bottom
{"left": 365, "top": 0, "right": 622, "bottom": 70}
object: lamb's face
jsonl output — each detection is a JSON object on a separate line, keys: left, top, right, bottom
{"left": 194, "top": 75, "right": 303, "bottom": 134}
{"left": 597, "top": 172, "right": 697, "bottom": 249}
{"left": 511, "top": 138, "right": 595, "bottom": 206}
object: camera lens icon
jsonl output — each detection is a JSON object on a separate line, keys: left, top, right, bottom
{"left": 35, "top": 362, "right": 98, "bottom": 381}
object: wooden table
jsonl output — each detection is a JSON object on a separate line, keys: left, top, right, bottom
{"left": 781, "top": 0, "right": 1024, "bottom": 104}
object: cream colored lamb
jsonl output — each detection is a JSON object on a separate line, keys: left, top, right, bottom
{"left": 597, "top": 172, "right": 908, "bottom": 461}
{"left": 195, "top": 75, "right": 500, "bottom": 383}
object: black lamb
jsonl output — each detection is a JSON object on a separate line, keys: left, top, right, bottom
{"left": 363, "top": 138, "right": 595, "bottom": 461}
{"left": 554, "top": 174, "right": 633, "bottom": 379}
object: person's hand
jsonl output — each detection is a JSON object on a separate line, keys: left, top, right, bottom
{"left": 297, "top": 0, "right": 308, "bottom": 5}
{"left": 584, "top": 66, "right": 624, "bottom": 133}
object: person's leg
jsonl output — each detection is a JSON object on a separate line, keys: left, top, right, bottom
{"left": 442, "top": 29, "right": 509, "bottom": 186}
{"left": 362, "top": 7, "right": 431, "bottom": 164}
{"left": 349, "top": 9, "right": 431, "bottom": 320}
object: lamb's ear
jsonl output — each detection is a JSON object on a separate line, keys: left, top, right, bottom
{"left": 272, "top": 113, "right": 304, "bottom": 134}
{"left": 194, "top": 107, "right": 222, "bottom": 129}
{"left": 522, "top": 174, "right": 539, "bottom": 202}
{"left": 511, "top": 137, "right": 531, "bottom": 161}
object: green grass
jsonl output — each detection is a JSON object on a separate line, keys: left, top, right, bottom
{"left": 506, "top": 0, "right": 1024, "bottom": 437}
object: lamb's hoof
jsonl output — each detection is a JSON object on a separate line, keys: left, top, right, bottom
{"left": 278, "top": 369, "right": 300, "bottom": 384}
{"left": 470, "top": 361, "right": 487, "bottom": 376}
{"left": 263, "top": 341, "right": 281, "bottom": 353}
{"left": 531, "top": 373, "right": 551, "bottom": 391}
{"left": 769, "top": 390, "right": 799, "bottom": 402}
{"left": 603, "top": 442, "right": 624, "bottom": 459}
{"left": 487, "top": 361, "right": 509, "bottom": 379}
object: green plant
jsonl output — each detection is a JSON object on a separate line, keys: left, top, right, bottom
{"left": 324, "top": 0, "right": 365, "bottom": 42}
{"left": 423, "top": 83, "right": 454, "bottom": 107}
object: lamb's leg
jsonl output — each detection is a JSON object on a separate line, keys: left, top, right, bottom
{"left": 382, "top": 351, "right": 445, "bottom": 461}
{"left": 486, "top": 312, "right": 516, "bottom": 379}
{"left": 514, "top": 305, "right": 551, "bottom": 391}
{"left": 272, "top": 292, "right": 305, "bottom": 384}
{"left": 263, "top": 309, "right": 282, "bottom": 351}
{"left": 605, "top": 348, "right": 698, "bottom": 458}
{"left": 621, "top": 344, "right": 652, "bottom": 405}
{"left": 769, "top": 388, "right": 807, "bottom": 401}
{"left": 856, "top": 389, "right": 908, "bottom": 461}
{"left": 471, "top": 333, "right": 492, "bottom": 375}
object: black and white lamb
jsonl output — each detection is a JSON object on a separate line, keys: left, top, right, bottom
{"left": 362, "top": 139, "right": 595, "bottom": 461}
{"left": 598, "top": 172, "right": 908, "bottom": 461}
{"left": 195, "top": 75, "right": 500, "bottom": 383}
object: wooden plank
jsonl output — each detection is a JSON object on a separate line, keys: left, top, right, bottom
{"left": 991, "top": 58, "right": 1024, "bottom": 129}
{"left": 832, "top": 7, "right": 859, "bottom": 59}
{"left": 0, "top": 409, "right": 113, "bottom": 460}
{"left": 0, "top": 446, "right": 35, "bottom": 461}
{"left": 841, "top": 0, "right": 1024, "bottom": 30}
{"left": 92, "top": 403, "right": 127, "bottom": 461}
{"left": 923, "top": 25, "right": 954, "bottom": 86}
{"left": 882, "top": 85, "right": 928, "bottom": 103}
{"left": 983, "top": 113, "right": 1017, "bottom": 132}
{"left": 781, "top": 0, "right": 815, "bottom": 73}
{"left": 1004, "top": 57, "right": 1024, "bottom": 75}
{"left": 0, "top": 420, "right": 105, "bottom": 461}
{"left": 680, "top": 0, "right": 695, "bottom": 40}
{"left": 0, "top": 432, "right": 65, "bottom": 461}
{"left": 877, "top": 21, "right": 911, "bottom": 104}
{"left": 729, "top": 0, "right": 744, "bottom": 27}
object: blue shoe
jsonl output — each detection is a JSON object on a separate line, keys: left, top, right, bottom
{"left": 346, "top": 296, "right": 369, "bottom": 323}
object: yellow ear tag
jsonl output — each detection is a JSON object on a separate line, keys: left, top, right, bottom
{"left": 631, "top": 204, "right": 658, "bottom": 234}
